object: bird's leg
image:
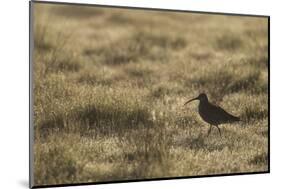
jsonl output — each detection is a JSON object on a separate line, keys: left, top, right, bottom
{"left": 215, "top": 125, "right": 222, "bottom": 137}
{"left": 207, "top": 125, "right": 212, "bottom": 137}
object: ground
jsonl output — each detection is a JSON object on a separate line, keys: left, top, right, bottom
{"left": 32, "top": 3, "right": 269, "bottom": 186}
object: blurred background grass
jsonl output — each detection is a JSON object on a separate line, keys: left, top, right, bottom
{"left": 32, "top": 2, "right": 268, "bottom": 186}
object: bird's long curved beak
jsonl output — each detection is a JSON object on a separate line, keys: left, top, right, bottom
{"left": 184, "top": 97, "right": 198, "bottom": 105}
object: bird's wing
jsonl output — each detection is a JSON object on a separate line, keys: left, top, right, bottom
{"left": 208, "top": 103, "right": 240, "bottom": 123}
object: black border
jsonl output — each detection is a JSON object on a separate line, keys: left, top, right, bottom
{"left": 29, "top": 0, "right": 270, "bottom": 188}
{"left": 32, "top": 171, "right": 268, "bottom": 188}
{"left": 29, "top": 1, "right": 34, "bottom": 188}
{"left": 31, "top": 0, "right": 269, "bottom": 18}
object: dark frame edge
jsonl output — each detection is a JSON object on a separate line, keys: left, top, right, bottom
{"left": 31, "top": 171, "right": 270, "bottom": 188}
{"left": 31, "top": 0, "right": 269, "bottom": 18}
{"left": 267, "top": 16, "right": 270, "bottom": 173}
{"left": 29, "top": 1, "right": 35, "bottom": 188}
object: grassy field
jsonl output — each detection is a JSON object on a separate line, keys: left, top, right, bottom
{"left": 32, "top": 3, "right": 269, "bottom": 186}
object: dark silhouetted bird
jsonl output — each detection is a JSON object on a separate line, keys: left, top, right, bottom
{"left": 184, "top": 93, "right": 240, "bottom": 137}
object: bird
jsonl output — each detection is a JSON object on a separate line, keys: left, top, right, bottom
{"left": 184, "top": 93, "right": 240, "bottom": 137}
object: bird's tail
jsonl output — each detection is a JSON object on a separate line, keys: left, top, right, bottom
{"left": 231, "top": 115, "right": 240, "bottom": 122}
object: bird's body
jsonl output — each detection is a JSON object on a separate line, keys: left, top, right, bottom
{"left": 198, "top": 99, "right": 239, "bottom": 125}
{"left": 184, "top": 93, "right": 240, "bottom": 136}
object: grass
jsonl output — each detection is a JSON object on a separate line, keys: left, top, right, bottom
{"left": 32, "top": 3, "right": 269, "bottom": 187}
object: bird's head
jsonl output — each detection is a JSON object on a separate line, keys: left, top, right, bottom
{"left": 184, "top": 93, "right": 208, "bottom": 105}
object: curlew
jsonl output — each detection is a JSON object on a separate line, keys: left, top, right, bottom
{"left": 184, "top": 93, "right": 240, "bottom": 137}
